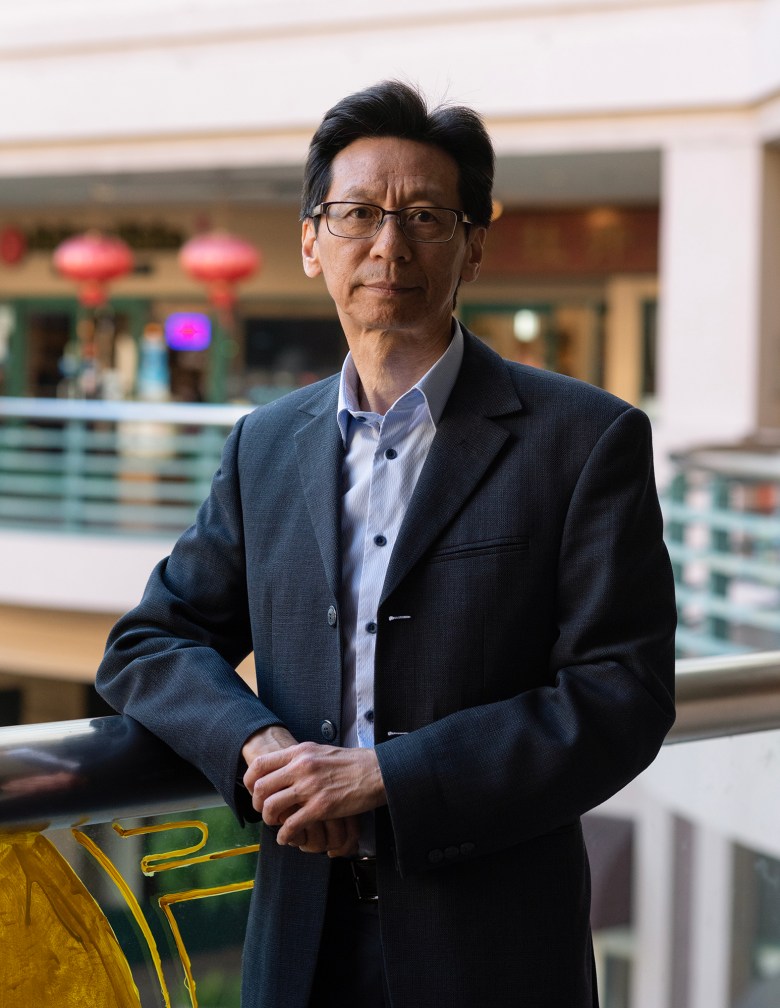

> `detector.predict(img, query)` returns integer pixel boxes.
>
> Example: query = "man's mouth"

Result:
[363,282,416,295]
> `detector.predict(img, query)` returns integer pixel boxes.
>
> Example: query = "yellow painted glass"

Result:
[2,809,259,1008]
[73,816,260,1008]
[0,830,141,1008]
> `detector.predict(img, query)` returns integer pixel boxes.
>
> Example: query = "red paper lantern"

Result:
[53,231,134,307]
[0,226,26,265]
[179,231,260,309]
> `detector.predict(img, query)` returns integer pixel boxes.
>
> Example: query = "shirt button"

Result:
[366,621,378,634]
[373,534,387,547]
[365,709,374,723]
[385,448,397,459]
[444,846,460,861]
[327,605,337,627]
[320,720,337,742]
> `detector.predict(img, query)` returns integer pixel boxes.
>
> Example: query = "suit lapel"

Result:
[381,333,524,603]
[294,379,343,600]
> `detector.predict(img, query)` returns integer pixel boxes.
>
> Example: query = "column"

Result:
[655,136,763,484]
[689,824,733,1008]
[757,146,780,433]
[631,795,675,1008]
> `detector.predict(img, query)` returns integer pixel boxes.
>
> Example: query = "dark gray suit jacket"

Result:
[97,330,676,1008]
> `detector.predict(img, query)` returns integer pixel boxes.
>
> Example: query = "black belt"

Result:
[348,856,378,903]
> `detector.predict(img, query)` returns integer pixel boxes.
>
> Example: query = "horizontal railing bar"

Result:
[671,450,780,481]
[0,502,197,530]
[0,429,70,449]
[0,499,74,520]
[675,586,780,632]
[0,395,252,426]
[0,474,208,504]
[673,626,752,657]
[3,653,780,830]
[666,542,780,586]
[0,428,233,458]
[0,449,220,478]
[664,501,780,538]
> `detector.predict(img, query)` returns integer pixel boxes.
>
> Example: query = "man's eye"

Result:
[407,209,438,224]
[346,205,377,220]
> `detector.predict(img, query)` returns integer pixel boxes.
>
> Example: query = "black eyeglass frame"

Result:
[310,201,475,243]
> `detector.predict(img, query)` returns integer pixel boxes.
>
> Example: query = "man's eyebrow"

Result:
[335,187,446,206]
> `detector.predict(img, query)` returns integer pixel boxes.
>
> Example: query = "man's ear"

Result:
[460,226,487,284]
[301,219,322,278]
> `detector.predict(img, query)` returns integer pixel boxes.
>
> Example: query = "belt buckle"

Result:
[350,856,378,903]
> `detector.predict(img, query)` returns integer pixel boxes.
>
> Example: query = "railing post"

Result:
[667,469,687,586]
[195,424,227,504]
[707,475,732,645]
[62,418,86,531]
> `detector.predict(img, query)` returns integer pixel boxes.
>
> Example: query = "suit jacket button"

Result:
[460,842,475,857]
[327,606,338,627]
[320,720,337,742]
[428,848,444,865]
[444,846,460,861]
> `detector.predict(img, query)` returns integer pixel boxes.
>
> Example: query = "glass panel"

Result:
[46,805,261,1008]
[587,727,780,1007]
[664,465,780,658]
[8,724,780,1008]
[0,406,239,535]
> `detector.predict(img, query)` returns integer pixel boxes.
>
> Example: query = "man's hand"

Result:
[243,741,386,852]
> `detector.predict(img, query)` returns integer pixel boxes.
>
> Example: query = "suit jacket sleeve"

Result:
[375,405,676,876]
[96,413,283,820]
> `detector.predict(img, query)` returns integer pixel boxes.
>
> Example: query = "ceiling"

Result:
[0,149,661,211]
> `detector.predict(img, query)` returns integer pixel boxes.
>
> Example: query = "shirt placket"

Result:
[353,405,413,749]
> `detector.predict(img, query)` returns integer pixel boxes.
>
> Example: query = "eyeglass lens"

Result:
[325,203,458,242]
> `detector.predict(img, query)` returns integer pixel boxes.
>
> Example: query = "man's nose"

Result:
[369,214,412,258]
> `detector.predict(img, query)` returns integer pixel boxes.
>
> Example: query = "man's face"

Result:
[301,136,486,349]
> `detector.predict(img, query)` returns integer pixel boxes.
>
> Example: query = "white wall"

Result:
[0,1,774,176]
[0,530,174,613]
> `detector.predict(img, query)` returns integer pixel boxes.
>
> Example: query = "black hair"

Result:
[300,80,494,227]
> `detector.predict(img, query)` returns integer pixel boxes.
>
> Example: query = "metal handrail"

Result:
[0,716,220,832]
[671,650,780,742]
[3,652,780,832]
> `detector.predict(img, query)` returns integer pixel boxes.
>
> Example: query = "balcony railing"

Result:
[3,653,780,1008]
[665,443,780,658]
[0,397,252,536]
[5,399,780,659]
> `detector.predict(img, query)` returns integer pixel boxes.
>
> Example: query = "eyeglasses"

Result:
[311,201,474,243]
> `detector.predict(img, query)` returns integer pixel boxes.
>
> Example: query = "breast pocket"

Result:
[428,535,529,563]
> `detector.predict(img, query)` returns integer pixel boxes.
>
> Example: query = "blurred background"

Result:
[2,2,780,1006]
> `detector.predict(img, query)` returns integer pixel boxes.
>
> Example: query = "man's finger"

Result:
[260,786,301,826]
[243,745,298,793]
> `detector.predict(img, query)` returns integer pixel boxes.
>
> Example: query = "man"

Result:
[97,80,676,1008]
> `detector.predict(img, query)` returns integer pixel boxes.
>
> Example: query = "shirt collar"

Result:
[336,322,464,445]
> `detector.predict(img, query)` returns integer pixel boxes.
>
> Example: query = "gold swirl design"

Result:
[76,817,259,1008]
[0,830,141,1008]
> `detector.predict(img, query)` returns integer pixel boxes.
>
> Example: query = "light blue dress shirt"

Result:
[336,323,464,757]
